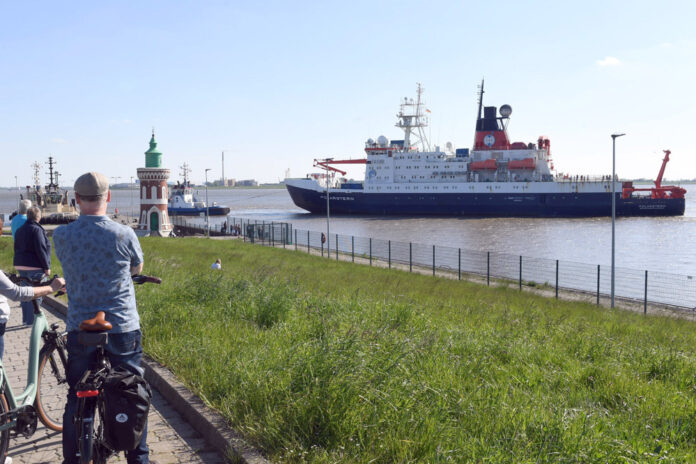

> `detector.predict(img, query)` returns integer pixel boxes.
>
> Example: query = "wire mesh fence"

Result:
[174,216,696,312]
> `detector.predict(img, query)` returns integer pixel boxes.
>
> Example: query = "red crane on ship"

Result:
[313,158,367,176]
[621,150,686,199]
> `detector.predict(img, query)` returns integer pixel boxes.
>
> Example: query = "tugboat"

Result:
[285,81,686,217]
[16,157,78,224]
[167,163,231,217]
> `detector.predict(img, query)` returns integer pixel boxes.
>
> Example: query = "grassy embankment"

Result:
[2,236,696,463]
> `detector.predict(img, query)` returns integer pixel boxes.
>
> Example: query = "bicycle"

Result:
[0,273,69,459]
[74,274,161,464]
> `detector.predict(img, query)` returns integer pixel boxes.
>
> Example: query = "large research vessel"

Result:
[285,83,686,217]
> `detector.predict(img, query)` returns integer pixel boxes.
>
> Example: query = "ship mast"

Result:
[476,79,485,122]
[46,156,58,189]
[396,83,430,151]
[179,163,192,185]
[31,161,41,188]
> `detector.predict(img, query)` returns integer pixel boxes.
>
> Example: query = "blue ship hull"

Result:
[168,206,231,216]
[286,184,685,217]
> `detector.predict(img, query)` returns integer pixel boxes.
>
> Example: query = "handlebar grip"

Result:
[132,275,162,285]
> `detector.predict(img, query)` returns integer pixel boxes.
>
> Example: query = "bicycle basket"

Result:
[101,366,152,451]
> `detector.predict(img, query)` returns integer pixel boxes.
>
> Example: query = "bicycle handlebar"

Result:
[4,272,59,287]
[132,274,162,285]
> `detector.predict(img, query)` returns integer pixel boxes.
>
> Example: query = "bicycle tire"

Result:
[77,397,96,464]
[0,393,9,459]
[35,338,69,431]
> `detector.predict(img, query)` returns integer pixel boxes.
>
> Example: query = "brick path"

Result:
[4,301,227,463]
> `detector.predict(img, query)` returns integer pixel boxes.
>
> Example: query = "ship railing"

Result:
[555,175,615,183]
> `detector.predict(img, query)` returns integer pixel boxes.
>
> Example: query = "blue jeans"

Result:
[62,330,150,464]
[19,269,45,325]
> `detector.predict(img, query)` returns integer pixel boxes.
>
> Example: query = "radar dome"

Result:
[377,135,389,147]
[499,104,512,118]
[367,138,375,145]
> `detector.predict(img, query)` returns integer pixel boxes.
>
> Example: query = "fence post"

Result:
[644,270,648,315]
[555,260,559,299]
[336,233,339,261]
[321,240,324,257]
[271,223,274,247]
[409,242,412,272]
[596,265,600,306]
[432,245,435,276]
[388,241,391,269]
[307,230,310,254]
[352,236,354,262]
[487,251,490,286]
[519,256,522,291]
[294,230,297,251]
[369,238,372,266]
[458,248,461,280]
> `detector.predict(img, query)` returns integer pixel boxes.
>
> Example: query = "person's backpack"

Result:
[101,366,152,451]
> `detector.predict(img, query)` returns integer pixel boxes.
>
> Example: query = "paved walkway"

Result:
[5,301,227,463]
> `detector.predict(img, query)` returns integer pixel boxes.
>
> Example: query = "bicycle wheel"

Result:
[77,397,96,464]
[35,340,69,431]
[0,393,10,459]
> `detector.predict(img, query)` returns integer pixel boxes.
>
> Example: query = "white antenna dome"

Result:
[445,141,453,151]
[377,135,389,147]
[367,138,375,145]
[499,104,512,118]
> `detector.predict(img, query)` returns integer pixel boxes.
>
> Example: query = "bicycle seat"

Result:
[79,311,113,332]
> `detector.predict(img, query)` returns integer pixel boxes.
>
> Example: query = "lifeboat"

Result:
[469,159,498,171]
[508,158,536,170]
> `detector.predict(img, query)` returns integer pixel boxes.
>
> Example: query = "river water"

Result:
[2,187,694,276]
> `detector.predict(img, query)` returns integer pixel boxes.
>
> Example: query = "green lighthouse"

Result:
[137,130,172,237]
[145,130,162,167]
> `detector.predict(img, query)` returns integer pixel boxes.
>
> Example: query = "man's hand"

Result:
[131,263,143,276]
[44,269,51,276]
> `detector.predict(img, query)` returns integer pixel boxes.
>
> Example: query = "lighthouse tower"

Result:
[136,132,172,237]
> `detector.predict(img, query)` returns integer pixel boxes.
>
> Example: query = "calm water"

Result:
[2,187,694,276]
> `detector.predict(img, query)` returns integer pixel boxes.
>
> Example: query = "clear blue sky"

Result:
[1,0,695,186]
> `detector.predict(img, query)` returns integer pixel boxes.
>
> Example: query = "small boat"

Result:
[14,157,79,224]
[167,163,230,217]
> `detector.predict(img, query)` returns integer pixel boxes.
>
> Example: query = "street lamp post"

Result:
[111,177,121,216]
[205,168,211,237]
[130,176,134,221]
[611,133,625,308]
[322,159,333,258]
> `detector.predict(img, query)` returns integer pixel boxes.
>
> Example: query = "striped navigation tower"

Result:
[136,131,172,237]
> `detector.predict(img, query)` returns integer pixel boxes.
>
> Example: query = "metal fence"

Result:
[174,216,696,312]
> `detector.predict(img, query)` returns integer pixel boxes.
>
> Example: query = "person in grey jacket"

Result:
[0,272,64,359]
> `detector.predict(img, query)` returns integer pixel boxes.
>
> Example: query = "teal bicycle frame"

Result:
[0,292,69,443]
[0,299,48,431]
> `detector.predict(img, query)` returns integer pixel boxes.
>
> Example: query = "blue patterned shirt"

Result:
[53,215,144,333]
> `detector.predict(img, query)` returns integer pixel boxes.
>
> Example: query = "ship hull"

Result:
[286,184,685,217]
[167,206,231,216]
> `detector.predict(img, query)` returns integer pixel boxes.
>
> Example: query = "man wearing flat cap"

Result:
[53,172,152,464]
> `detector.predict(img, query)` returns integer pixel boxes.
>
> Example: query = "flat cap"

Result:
[74,172,109,197]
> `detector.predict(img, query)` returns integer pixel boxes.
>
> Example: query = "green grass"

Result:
[3,236,696,462]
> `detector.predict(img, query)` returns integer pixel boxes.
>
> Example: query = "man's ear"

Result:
[106,190,111,202]
[75,192,81,204]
